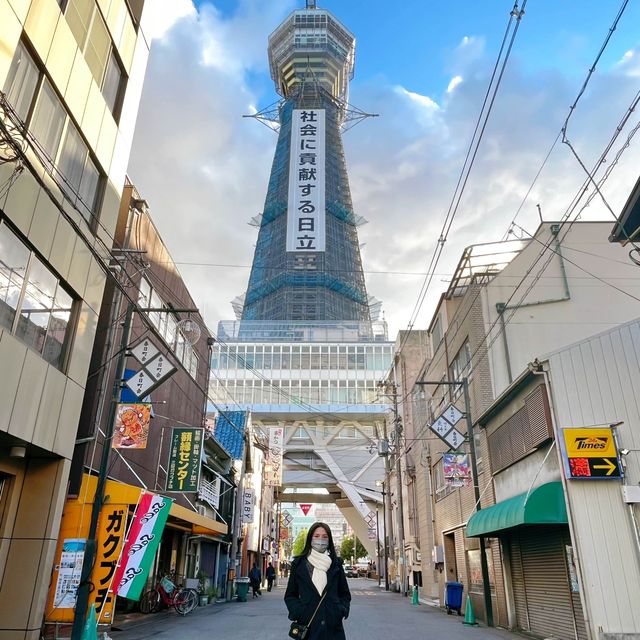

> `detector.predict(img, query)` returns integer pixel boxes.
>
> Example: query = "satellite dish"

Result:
[177,318,202,346]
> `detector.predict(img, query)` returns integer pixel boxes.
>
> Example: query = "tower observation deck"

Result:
[241,2,371,324]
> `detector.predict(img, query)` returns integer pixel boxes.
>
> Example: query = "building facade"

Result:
[394,221,640,627]
[41,182,227,634]
[0,1,151,636]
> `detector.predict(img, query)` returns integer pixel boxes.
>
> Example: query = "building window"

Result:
[3,42,39,121]
[449,339,472,398]
[433,458,455,501]
[138,277,199,380]
[337,425,356,439]
[30,79,66,161]
[65,0,126,118]
[4,47,103,223]
[431,314,443,351]
[0,221,75,369]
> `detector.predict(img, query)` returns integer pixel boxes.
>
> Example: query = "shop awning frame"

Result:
[466,481,567,537]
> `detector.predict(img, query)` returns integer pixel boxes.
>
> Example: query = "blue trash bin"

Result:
[445,581,464,615]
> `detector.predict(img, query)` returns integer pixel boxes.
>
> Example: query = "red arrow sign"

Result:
[299,504,312,516]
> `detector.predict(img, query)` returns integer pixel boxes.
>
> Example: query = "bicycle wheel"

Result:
[139,589,161,614]
[174,587,198,615]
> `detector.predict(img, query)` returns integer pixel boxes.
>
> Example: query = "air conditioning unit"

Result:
[197,505,207,516]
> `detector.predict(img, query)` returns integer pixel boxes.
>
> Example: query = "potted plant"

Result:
[197,571,209,606]
[207,586,217,603]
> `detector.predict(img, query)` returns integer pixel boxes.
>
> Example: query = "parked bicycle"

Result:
[139,575,198,615]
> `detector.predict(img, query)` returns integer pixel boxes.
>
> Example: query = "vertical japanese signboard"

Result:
[46,505,126,623]
[287,109,326,252]
[113,493,173,601]
[91,505,126,619]
[265,426,284,487]
[242,488,255,523]
[166,427,203,492]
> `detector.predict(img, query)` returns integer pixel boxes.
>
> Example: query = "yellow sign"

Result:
[46,503,127,623]
[563,428,617,458]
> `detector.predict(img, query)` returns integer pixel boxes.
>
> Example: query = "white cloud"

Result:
[447,75,463,93]
[616,46,640,77]
[127,5,640,340]
[144,0,196,40]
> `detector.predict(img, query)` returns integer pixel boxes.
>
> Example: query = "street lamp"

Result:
[415,377,494,627]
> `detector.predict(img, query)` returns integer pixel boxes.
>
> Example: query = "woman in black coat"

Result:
[284,522,351,640]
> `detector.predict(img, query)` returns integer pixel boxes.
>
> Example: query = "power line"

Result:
[390,0,528,371]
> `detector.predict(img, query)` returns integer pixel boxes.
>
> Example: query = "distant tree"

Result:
[292,528,308,556]
[340,535,367,562]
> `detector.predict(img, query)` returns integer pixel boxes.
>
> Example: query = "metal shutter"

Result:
[509,537,530,631]
[200,541,217,575]
[519,528,579,640]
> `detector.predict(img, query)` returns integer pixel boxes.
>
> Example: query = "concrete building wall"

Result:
[483,222,640,400]
[0,1,150,636]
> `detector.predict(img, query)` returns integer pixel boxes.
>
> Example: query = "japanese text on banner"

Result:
[287,109,326,252]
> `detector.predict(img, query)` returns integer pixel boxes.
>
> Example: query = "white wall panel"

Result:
[547,318,640,635]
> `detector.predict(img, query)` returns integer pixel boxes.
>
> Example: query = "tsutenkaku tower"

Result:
[241,1,372,323]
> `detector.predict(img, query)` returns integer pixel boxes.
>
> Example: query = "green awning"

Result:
[466,481,567,538]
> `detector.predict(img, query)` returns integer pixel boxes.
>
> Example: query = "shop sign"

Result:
[242,489,255,523]
[443,453,472,488]
[91,505,126,619]
[265,427,284,487]
[561,427,622,479]
[166,427,203,492]
[46,505,126,623]
[112,403,151,449]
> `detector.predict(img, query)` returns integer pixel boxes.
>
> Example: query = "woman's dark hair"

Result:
[298,522,337,559]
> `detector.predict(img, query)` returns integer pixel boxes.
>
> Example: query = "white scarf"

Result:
[307,549,331,594]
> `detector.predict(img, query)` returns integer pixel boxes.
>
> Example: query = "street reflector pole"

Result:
[71,302,134,640]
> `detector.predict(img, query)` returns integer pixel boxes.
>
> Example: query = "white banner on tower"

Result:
[265,427,284,487]
[286,109,326,252]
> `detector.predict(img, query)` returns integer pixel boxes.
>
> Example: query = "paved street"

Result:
[112,580,516,640]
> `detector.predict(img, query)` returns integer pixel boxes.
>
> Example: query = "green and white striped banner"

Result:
[113,492,173,601]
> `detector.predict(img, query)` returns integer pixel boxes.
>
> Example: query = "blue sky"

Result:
[192,0,640,101]
[131,0,640,336]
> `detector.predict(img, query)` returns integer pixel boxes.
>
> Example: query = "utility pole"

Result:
[375,507,381,588]
[71,302,133,639]
[415,377,494,626]
[227,431,247,601]
[463,378,494,627]
[381,419,393,591]
[391,381,407,597]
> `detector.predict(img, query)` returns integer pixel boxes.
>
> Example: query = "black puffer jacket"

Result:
[284,556,351,640]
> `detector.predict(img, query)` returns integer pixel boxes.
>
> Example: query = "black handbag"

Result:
[288,592,326,640]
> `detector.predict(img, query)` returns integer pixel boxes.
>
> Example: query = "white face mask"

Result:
[311,539,329,553]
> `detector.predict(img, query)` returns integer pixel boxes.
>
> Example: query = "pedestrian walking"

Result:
[266,562,276,592]
[249,562,262,598]
[284,522,351,640]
